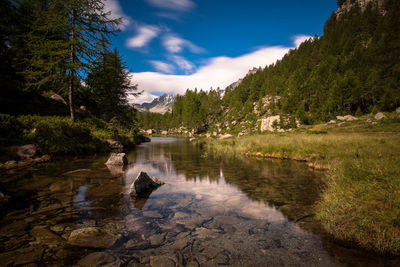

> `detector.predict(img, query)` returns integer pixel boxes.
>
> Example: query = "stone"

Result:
[161,130,168,135]
[106,164,124,176]
[143,210,163,218]
[30,226,65,247]
[149,233,165,246]
[105,153,127,166]
[67,227,120,248]
[336,115,358,121]
[260,115,280,132]
[50,94,67,105]
[149,255,176,267]
[0,220,29,238]
[396,107,400,114]
[16,144,37,159]
[328,120,336,124]
[218,134,233,140]
[77,252,121,267]
[0,191,9,206]
[107,139,124,152]
[145,129,153,135]
[173,239,189,250]
[79,105,86,111]
[375,112,386,120]
[13,246,44,265]
[130,172,164,196]
[143,137,151,142]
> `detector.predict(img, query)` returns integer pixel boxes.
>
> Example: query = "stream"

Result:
[0,137,398,266]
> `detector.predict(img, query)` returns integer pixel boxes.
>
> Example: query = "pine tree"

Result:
[20,0,121,121]
[86,48,140,122]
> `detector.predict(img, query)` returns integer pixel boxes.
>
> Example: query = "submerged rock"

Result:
[374,112,386,120]
[130,172,164,196]
[150,255,176,267]
[105,153,127,166]
[67,227,120,248]
[77,252,121,267]
[30,226,65,247]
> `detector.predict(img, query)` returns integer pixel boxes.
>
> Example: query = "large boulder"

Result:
[336,115,358,121]
[50,94,67,105]
[16,144,37,160]
[67,227,120,248]
[374,112,386,120]
[260,115,280,132]
[219,134,233,140]
[105,153,127,166]
[107,139,123,152]
[130,172,164,196]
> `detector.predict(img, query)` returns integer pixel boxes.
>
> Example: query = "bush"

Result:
[0,114,24,145]
[0,114,143,155]
[18,115,106,154]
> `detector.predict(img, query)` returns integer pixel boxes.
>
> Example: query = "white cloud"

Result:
[293,34,313,48]
[145,0,195,11]
[103,0,131,30]
[169,55,195,73]
[126,25,160,48]
[162,34,204,53]
[130,46,289,102]
[129,91,157,104]
[149,60,175,73]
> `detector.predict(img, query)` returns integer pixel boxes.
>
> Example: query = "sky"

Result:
[104,0,338,104]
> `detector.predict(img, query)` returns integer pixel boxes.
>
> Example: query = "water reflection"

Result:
[0,137,397,266]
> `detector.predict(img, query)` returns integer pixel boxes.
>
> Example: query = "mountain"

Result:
[227,67,262,90]
[134,94,175,114]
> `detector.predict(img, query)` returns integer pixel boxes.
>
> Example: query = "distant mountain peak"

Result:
[226,66,262,90]
[134,94,175,114]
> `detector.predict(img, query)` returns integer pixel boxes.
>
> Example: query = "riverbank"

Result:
[202,115,400,255]
[0,114,144,165]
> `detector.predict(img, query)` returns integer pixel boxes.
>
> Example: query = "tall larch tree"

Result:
[21,0,121,121]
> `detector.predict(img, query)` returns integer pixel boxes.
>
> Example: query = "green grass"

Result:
[204,115,400,255]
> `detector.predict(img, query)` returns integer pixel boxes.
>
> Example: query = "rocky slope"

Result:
[134,94,175,114]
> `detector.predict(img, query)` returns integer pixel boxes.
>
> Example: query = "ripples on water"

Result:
[0,137,397,266]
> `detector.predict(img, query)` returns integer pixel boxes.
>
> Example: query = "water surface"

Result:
[0,137,398,266]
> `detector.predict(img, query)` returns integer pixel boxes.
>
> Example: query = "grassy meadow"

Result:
[203,113,400,255]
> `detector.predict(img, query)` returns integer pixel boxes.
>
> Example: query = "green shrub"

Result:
[18,115,106,154]
[0,114,24,145]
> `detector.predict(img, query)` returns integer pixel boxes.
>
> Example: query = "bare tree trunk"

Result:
[69,9,76,122]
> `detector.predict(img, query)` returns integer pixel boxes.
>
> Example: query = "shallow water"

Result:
[0,137,398,266]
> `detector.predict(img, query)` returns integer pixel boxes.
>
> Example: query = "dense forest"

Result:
[141,0,400,133]
[0,0,143,154]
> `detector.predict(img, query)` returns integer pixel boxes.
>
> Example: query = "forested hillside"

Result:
[141,0,400,133]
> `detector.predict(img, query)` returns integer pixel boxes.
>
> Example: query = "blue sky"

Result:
[104,0,338,103]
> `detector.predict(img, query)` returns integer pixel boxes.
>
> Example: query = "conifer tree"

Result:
[20,0,120,121]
